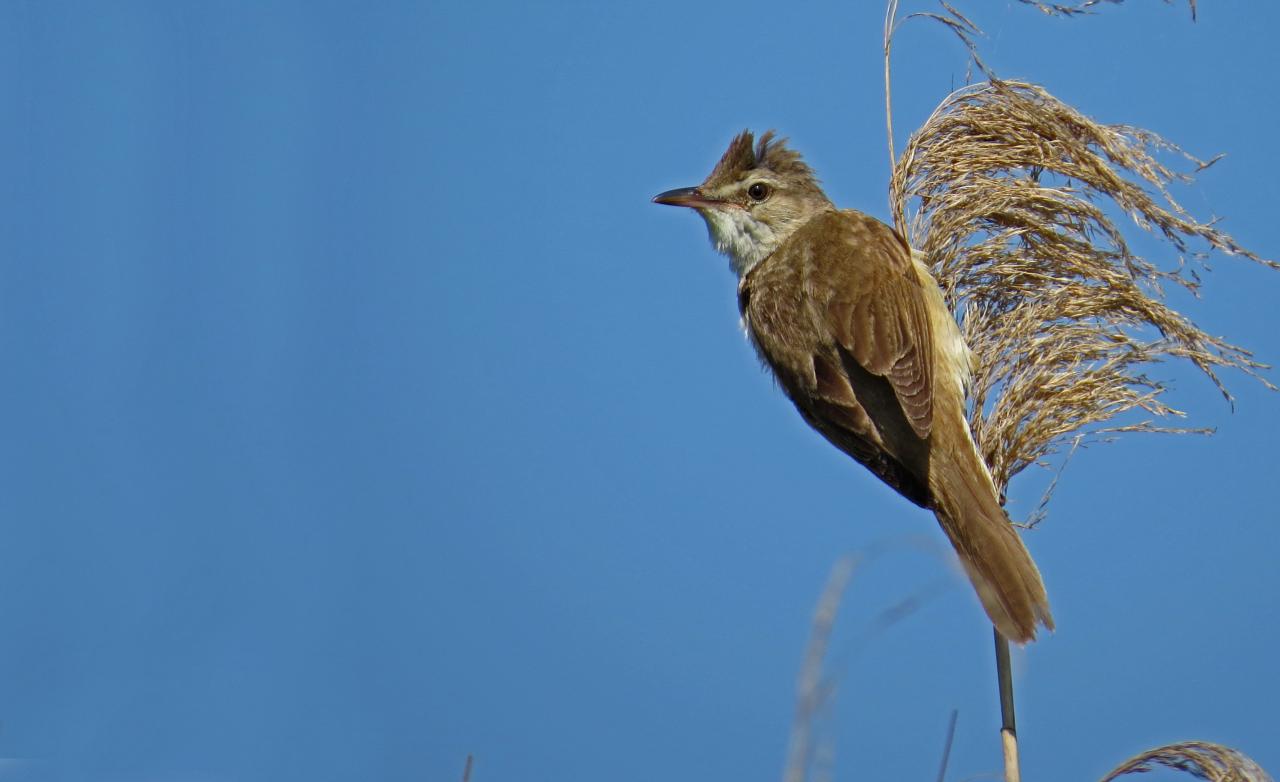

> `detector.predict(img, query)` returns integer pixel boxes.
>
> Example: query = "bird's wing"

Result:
[742,210,936,504]
[821,212,934,440]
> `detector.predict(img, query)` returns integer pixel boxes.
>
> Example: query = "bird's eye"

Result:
[747,182,770,202]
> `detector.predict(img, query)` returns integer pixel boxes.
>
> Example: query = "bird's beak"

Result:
[652,187,722,209]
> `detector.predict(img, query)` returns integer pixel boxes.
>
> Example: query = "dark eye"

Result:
[747,182,770,202]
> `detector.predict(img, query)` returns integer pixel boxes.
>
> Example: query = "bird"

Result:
[653,130,1053,642]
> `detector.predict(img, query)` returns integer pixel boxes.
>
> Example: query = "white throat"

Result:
[700,207,779,278]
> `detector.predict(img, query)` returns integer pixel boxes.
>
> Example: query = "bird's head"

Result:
[653,130,834,277]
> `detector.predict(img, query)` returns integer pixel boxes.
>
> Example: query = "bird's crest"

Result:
[705,130,817,189]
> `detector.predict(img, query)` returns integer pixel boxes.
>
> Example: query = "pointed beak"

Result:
[652,187,722,209]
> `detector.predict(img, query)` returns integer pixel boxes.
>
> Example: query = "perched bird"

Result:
[654,130,1053,642]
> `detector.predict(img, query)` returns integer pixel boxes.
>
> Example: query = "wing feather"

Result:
[742,209,937,504]
[823,220,934,439]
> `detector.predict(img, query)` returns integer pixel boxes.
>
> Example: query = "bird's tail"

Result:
[928,434,1054,643]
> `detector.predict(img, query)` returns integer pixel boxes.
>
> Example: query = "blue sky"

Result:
[1,2,1278,781]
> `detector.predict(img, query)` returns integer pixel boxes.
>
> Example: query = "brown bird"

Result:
[654,130,1053,642]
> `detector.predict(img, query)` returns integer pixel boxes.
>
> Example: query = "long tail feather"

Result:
[929,430,1054,643]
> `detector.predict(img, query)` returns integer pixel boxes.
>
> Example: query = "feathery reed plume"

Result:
[783,550,945,782]
[889,77,1275,499]
[784,556,856,782]
[1018,0,1197,20]
[1100,741,1273,782]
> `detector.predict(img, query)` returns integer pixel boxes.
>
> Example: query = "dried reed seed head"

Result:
[890,79,1274,497]
[1019,0,1197,20]
[1100,741,1274,782]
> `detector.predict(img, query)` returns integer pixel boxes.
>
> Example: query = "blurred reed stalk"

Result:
[876,1,1275,780]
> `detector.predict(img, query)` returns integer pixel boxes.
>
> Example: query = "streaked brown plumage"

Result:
[654,130,1053,642]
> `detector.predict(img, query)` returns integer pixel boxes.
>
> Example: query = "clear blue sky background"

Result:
[1,2,1277,781]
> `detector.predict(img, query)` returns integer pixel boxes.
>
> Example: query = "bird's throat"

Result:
[699,208,779,278]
